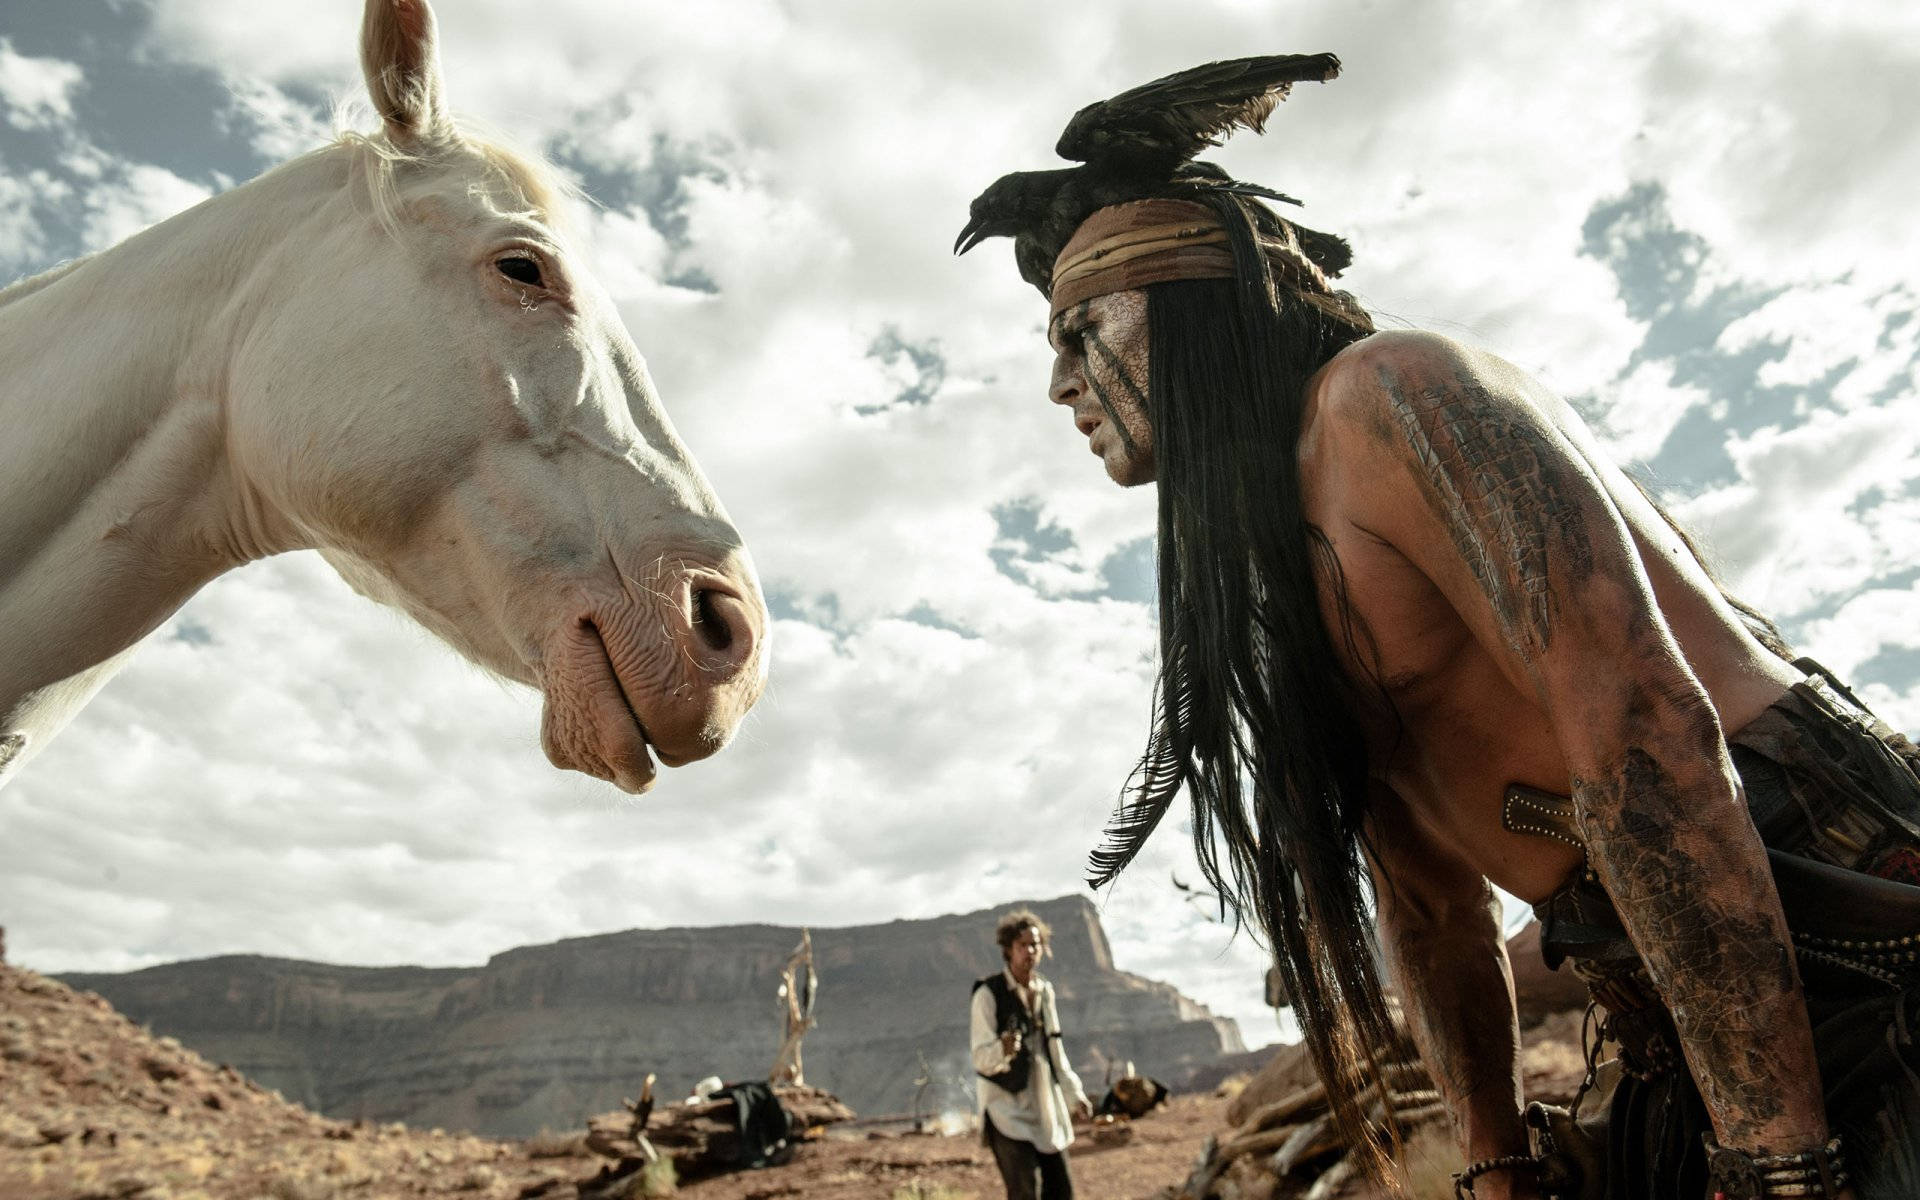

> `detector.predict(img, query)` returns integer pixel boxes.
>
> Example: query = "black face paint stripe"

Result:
[1085,323,1145,456]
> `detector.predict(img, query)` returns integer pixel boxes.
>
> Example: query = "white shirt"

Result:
[969,970,1089,1154]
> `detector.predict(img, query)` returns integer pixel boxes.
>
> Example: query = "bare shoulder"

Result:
[1312,329,1557,432]
[1304,330,1586,498]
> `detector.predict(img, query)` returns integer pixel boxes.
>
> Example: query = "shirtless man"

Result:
[959,66,1920,1200]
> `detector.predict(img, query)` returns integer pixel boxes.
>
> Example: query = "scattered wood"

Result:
[1268,1110,1338,1176]
[580,1082,853,1184]
[1301,1155,1357,1200]
[1163,1058,1450,1199]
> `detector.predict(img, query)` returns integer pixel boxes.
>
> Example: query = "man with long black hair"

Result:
[958,57,1920,1200]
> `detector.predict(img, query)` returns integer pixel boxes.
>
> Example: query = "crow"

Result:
[955,53,1345,295]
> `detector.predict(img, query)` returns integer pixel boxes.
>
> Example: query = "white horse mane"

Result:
[331,114,584,238]
[0,252,97,311]
[0,113,579,311]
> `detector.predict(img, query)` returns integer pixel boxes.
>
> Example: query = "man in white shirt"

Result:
[970,909,1093,1200]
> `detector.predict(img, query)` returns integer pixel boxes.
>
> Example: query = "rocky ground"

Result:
[0,961,579,1200]
[669,1100,1228,1200]
[0,958,1588,1200]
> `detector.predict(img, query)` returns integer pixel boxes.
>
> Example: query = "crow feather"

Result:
[1055,53,1341,172]
[957,52,1344,297]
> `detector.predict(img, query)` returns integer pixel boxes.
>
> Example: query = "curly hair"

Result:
[994,909,1051,960]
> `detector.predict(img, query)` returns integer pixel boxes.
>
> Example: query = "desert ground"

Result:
[1,957,1587,1200]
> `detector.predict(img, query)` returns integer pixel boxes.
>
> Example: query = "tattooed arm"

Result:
[1324,331,1829,1158]
[1366,784,1534,1198]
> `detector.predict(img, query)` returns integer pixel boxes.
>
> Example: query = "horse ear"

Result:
[360,0,449,145]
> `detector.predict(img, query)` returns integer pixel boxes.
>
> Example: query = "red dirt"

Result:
[1,957,1591,1200]
[672,1099,1224,1200]
[0,960,1226,1200]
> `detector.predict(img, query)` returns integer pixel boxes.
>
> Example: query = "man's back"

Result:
[1295,328,1803,901]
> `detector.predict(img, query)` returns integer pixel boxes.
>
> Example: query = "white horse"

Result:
[0,0,767,796]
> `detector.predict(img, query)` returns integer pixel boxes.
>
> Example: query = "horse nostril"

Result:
[691,587,734,655]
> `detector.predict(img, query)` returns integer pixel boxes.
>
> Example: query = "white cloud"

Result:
[0,167,50,270]
[1678,406,1920,618]
[0,39,83,131]
[1718,278,1920,406]
[77,162,214,251]
[1797,583,1920,681]
[218,75,337,162]
[1635,4,1920,296]
[3,0,1917,1054]
[1586,359,1714,465]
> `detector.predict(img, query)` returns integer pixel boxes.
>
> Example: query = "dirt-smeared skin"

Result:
[1364,354,1828,1157]
[1049,293,1154,485]
[1081,324,1149,459]
[1382,374,1595,659]
[1573,748,1801,1142]
[1368,786,1531,1170]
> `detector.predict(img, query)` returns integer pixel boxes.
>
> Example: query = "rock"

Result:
[141,1054,184,1083]
[0,1114,41,1150]
[59,896,1247,1138]
[38,1120,77,1144]
[459,1165,502,1190]
[77,1173,162,1199]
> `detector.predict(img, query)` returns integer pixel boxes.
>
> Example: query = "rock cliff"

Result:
[61,895,1244,1137]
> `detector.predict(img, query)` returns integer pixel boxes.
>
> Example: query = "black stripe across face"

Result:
[1085,323,1145,456]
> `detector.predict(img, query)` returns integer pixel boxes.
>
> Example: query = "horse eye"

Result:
[495,256,543,287]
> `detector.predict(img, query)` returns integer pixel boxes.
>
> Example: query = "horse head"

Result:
[222,0,768,792]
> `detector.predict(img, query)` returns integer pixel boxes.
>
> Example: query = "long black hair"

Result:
[1085,193,1403,1173]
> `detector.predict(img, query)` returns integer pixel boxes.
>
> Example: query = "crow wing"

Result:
[1056,53,1341,168]
[1172,161,1304,208]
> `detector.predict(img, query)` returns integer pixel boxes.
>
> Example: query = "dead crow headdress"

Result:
[957,56,1406,1179]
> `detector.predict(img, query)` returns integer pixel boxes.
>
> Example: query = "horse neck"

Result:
[0,148,353,772]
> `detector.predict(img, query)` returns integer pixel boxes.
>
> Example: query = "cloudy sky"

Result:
[1,0,1916,1049]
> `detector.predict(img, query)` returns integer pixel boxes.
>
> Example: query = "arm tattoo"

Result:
[1575,749,1806,1146]
[1378,369,1596,657]
[1369,363,1825,1150]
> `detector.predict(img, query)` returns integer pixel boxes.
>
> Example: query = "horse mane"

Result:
[1,116,579,310]
[0,254,99,311]
[330,106,582,238]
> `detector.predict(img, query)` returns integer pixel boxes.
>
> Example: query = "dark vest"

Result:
[973,973,1043,1095]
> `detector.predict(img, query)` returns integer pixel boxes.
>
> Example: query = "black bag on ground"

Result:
[709,1080,796,1169]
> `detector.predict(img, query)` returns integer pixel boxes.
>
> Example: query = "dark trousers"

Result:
[983,1112,1074,1200]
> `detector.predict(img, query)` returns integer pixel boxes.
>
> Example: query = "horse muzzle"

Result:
[536,555,766,793]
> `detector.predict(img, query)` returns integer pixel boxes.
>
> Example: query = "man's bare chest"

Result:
[1315,523,1588,894]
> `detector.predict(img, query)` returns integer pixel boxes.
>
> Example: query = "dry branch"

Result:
[585,1084,853,1173]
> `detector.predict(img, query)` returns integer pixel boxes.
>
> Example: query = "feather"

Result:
[1056,54,1342,168]
[955,53,1346,298]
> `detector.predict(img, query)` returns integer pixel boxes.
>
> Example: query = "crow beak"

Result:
[954,219,988,256]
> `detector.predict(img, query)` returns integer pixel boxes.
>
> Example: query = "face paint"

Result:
[1049,290,1154,486]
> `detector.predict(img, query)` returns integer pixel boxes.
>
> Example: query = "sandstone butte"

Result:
[0,943,1256,1200]
[2,902,1593,1199]
[49,896,1248,1139]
